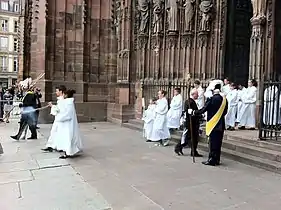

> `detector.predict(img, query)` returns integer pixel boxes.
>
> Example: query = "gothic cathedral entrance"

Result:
[224,0,253,86]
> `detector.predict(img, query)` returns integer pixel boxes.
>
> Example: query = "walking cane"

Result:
[186,74,195,163]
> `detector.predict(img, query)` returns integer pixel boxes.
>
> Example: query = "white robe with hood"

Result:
[225,89,238,127]
[150,97,170,141]
[54,97,83,156]
[239,86,257,128]
[142,104,156,140]
[167,94,183,129]
[236,87,246,123]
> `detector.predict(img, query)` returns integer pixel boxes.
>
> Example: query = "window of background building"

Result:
[13,38,18,52]
[1,1,8,11]
[0,36,8,50]
[0,56,8,71]
[14,3,19,12]
[14,20,18,32]
[13,57,18,72]
[1,19,8,31]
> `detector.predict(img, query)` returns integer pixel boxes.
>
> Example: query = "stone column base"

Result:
[107,103,135,124]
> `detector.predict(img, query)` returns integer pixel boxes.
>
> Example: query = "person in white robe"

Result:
[225,83,238,130]
[222,78,231,96]
[239,79,258,130]
[194,80,205,109]
[167,88,183,129]
[150,90,171,146]
[142,98,157,141]
[204,79,224,99]
[42,85,67,152]
[236,84,246,124]
[263,85,281,125]
[54,89,83,159]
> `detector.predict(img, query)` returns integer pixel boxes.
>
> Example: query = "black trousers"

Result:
[35,110,39,126]
[15,114,37,139]
[175,128,199,154]
[208,130,224,164]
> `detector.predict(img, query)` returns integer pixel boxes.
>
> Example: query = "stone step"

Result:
[226,134,281,152]
[197,143,281,174]
[122,120,281,174]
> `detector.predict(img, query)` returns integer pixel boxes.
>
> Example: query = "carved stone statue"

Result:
[199,0,213,32]
[115,0,122,38]
[184,0,195,32]
[152,0,164,33]
[251,0,267,19]
[138,0,150,33]
[166,0,179,32]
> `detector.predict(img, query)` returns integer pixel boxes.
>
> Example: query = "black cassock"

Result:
[174,98,201,156]
[194,93,228,165]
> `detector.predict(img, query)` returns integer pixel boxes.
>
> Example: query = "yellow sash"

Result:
[206,96,227,136]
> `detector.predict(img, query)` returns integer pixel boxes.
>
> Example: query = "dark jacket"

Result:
[184,98,200,132]
[22,91,37,108]
[35,92,42,108]
[194,93,228,132]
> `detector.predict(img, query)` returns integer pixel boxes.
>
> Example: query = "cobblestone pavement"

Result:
[1,121,281,210]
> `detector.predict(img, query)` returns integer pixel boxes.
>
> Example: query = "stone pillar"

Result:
[167,32,178,79]
[249,17,266,81]
[181,32,194,79]
[197,32,208,79]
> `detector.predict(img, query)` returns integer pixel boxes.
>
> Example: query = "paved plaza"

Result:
[1,122,281,209]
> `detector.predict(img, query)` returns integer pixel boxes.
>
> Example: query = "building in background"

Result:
[0,0,23,89]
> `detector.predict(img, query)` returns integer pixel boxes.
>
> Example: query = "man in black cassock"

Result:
[174,89,202,157]
[11,87,37,140]
[188,83,228,166]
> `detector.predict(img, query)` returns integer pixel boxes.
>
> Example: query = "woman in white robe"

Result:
[55,89,83,158]
[236,85,246,123]
[239,79,257,130]
[142,98,157,141]
[150,90,170,144]
[225,83,238,130]
[167,88,183,129]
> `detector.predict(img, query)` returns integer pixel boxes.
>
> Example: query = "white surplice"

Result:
[142,104,156,140]
[225,89,238,127]
[239,86,257,127]
[263,85,281,125]
[167,94,183,129]
[222,84,230,96]
[150,97,170,141]
[45,96,64,150]
[195,86,205,109]
[236,87,246,123]
[54,98,83,156]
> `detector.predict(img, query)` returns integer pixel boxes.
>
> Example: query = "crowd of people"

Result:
[142,78,258,166]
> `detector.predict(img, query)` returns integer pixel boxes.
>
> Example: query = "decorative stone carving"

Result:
[199,0,213,32]
[138,0,150,33]
[183,0,195,32]
[114,0,122,38]
[167,33,178,48]
[151,34,163,49]
[267,0,272,38]
[152,0,164,34]
[181,32,193,48]
[138,34,148,49]
[166,0,179,32]
[251,0,267,19]
[251,17,266,39]
[198,32,208,47]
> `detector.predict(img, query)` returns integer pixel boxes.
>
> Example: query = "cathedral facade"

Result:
[22,0,280,122]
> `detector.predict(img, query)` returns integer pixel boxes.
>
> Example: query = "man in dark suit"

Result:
[188,83,228,166]
[174,89,202,157]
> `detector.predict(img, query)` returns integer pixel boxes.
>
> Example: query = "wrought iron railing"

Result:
[259,81,281,141]
[141,79,208,109]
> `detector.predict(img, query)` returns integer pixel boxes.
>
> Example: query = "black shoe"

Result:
[27,136,37,140]
[59,154,71,159]
[146,140,152,142]
[238,126,245,130]
[56,150,64,152]
[10,135,19,140]
[202,160,216,166]
[41,147,53,152]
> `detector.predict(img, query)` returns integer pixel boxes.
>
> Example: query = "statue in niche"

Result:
[166,0,179,32]
[183,0,196,32]
[114,0,122,38]
[152,0,164,33]
[251,0,267,19]
[199,0,213,32]
[138,0,150,33]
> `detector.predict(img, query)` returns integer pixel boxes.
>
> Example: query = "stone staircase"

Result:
[122,119,281,174]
